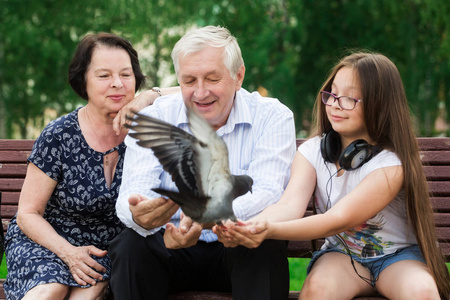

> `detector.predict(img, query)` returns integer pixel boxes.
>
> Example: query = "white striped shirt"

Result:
[116,88,296,242]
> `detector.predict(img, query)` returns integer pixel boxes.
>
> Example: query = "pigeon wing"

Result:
[187,110,254,223]
[126,113,206,199]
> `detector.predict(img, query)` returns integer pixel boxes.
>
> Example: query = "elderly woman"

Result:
[3,33,146,300]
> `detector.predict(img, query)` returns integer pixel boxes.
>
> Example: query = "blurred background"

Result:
[1,0,449,139]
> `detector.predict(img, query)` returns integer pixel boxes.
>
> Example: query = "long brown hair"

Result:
[312,51,450,298]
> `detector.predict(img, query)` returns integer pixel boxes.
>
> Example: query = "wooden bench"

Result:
[0,138,449,300]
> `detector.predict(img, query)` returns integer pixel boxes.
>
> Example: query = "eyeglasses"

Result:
[320,91,362,111]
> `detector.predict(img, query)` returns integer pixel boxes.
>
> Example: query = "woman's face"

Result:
[85,46,136,117]
[326,67,370,146]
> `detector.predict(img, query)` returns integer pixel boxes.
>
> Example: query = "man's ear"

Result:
[234,65,245,90]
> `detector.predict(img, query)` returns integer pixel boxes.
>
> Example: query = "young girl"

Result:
[214,52,450,299]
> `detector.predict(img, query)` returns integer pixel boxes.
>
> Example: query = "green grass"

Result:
[288,258,310,291]
[0,255,6,279]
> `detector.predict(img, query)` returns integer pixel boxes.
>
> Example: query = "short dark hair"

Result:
[68,32,146,100]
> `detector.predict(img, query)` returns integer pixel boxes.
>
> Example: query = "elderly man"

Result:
[110,25,296,299]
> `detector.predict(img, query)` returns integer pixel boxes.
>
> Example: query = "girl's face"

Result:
[326,67,370,146]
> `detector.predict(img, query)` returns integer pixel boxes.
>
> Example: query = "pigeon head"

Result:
[232,175,253,199]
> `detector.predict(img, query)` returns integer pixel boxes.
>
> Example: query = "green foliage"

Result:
[1,0,449,138]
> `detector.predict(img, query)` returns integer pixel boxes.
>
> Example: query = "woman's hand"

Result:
[60,245,108,286]
[213,220,270,249]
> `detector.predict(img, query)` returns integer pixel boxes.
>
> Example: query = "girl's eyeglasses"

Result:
[321,91,362,111]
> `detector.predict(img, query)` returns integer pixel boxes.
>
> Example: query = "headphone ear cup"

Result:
[320,130,342,163]
[339,139,372,170]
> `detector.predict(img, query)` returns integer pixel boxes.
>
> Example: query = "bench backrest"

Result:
[0,140,34,233]
[0,138,449,260]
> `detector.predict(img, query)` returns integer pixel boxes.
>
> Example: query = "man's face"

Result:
[178,46,245,131]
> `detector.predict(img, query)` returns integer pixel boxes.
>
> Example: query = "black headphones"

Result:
[320,130,379,170]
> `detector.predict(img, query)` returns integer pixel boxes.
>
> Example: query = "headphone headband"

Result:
[320,130,378,170]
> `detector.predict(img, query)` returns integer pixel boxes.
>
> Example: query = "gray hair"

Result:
[171,25,244,79]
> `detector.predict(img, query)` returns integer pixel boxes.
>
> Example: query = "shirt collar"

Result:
[176,105,189,128]
[218,89,252,135]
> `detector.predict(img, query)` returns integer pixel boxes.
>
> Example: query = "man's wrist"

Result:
[132,214,153,230]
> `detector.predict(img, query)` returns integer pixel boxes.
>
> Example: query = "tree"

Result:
[0,0,204,138]
[1,0,448,138]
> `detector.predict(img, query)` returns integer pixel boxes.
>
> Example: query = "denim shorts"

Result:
[307,245,425,286]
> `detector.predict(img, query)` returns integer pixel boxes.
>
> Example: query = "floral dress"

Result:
[4,107,125,299]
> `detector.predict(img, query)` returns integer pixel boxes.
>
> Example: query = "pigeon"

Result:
[125,108,253,224]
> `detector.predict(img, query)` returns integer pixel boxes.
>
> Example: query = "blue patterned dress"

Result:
[4,107,126,299]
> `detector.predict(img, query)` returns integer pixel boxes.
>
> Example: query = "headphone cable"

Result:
[324,162,342,210]
[324,163,375,286]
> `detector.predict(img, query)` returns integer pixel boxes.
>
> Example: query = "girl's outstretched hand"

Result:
[213,219,270,249]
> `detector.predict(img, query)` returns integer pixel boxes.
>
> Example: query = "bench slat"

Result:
[435,213,450,227]
[423,166,450,181]
[440,244,450,260]
[0,192,20,205]
[431,197,450,212]
[428,182,450,196]
[0,139,34,151]
[421,151,450,165]
[436,227,450,239]
[418,138,450,150]
[1,205,18,219]
[0,179,25,191]
[0,163,28,177]
[0,151,31,163]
